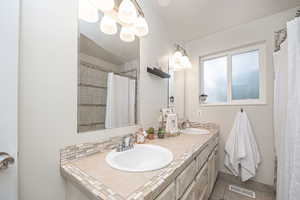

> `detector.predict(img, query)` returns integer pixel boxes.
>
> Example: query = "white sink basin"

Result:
[181,128,210,135]
[106,144,173,172]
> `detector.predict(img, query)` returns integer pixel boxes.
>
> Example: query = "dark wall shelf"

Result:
[147,67,170,79]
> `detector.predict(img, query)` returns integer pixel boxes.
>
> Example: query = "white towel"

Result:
[224,111,261,182]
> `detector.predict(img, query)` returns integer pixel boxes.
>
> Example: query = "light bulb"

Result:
[173,51,182,65]
[134,16,149,37]
[100,15,117,35]
[89,0,115,11]
[79,0,99,23]
[120,26,135,42]
[118,0,138,24]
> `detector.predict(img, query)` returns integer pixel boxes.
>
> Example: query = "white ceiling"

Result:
[152,0,300,41]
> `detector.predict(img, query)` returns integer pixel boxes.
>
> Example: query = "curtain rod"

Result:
[274,9,300,52]
[80,60,137,80]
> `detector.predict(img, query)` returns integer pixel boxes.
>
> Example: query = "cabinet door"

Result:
[176,161,196,199]
[180,181,196,200]
[199,185,208,200]
[194,163,208,200]
[196,145,209,171]
[207,153,215,196]
[156,182,176,200]
[213,148,218,184]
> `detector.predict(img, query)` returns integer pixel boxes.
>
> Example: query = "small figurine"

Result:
[136,128,146,144]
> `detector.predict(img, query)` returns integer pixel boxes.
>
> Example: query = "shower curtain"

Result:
[274,17,300,200]
[274,40,288,200]
[105,73,136,129]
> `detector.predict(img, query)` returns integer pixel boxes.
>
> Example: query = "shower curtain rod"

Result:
[80,60,137,80]
[274,9,300,52]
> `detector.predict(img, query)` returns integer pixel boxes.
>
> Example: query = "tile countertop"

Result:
[60,123,219,200]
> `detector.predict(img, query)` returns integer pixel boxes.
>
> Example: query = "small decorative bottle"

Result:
[136,128,146,144]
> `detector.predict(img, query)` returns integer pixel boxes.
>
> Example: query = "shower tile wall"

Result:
[78,63,107,132]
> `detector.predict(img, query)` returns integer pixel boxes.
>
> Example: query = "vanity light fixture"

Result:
[120,26,135,42]
[100,15,118,35]
[118,0,138,24]
[134,16,149,37]
[81,0,149,42]
[79,0,99,23]
[90,0,115,11]
[170,44,192,71]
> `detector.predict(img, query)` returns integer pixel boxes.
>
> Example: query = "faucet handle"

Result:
[116,143,123,152]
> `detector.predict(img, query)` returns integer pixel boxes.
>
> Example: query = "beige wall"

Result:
[183,7,299,186]
[18,1,171,200]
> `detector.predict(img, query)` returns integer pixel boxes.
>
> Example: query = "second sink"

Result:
[181,128,210,135]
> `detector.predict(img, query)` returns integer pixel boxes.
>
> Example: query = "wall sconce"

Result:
[170,44,192,71]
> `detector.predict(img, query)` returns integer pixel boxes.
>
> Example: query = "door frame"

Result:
[0,0,20,200]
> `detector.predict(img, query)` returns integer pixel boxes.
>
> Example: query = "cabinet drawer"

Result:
[196,146,209,171]
[156,182,176,200]
[180,181,196,200]
[176,161,196,199]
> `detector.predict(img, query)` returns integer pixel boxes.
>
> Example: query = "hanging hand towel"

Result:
[224,111,261,182]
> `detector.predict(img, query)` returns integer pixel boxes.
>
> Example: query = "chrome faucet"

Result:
[116,134,134,152]
[180,120,191,130]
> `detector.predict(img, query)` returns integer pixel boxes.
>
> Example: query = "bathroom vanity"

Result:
[60,123,219,200]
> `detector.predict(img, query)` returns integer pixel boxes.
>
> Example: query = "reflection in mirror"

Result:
[78,10,139,133]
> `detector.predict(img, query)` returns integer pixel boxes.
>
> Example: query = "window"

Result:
[200,43,266,105]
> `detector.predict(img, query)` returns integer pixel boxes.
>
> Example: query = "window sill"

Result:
[200,101,267,107]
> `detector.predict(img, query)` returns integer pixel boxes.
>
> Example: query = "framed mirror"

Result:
[77,3,140,133]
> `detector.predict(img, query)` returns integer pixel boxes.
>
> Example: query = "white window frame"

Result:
[199,42,266,106]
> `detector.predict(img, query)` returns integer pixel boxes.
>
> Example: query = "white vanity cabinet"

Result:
[180,181,196,200]
[64,134,219,200]
[194,163,208,200]
[208,147,218,196]
[156,182,176,200]
[176,161,197,199]
[156,136,219,200]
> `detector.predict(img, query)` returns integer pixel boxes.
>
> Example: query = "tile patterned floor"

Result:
[209,176,275,200]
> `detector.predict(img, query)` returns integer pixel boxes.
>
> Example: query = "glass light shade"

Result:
[118,0,138,24]
[180,56,192,69]
[186,59,192,68]
[134,16,149,37]
[89,0,115,11]
[79,0,99,23]
[120,26,135,42]
[173,63,181,71]
[100,15,117,35]
[157,0,171,7]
